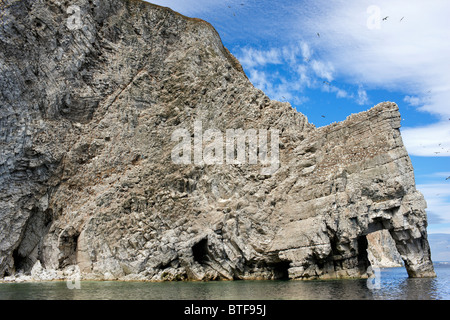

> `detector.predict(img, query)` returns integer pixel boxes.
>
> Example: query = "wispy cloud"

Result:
[236,45,309,103]
[236,44,370,107]
[245,66,308,105]
[418,172,450,179]
[300,42,313,62]
[295,0,450,93]
[289,0,450,156]
[149,0,450,120]
[147,0,226,15]
[404,95,422,107]
[357,86,369,106]
[417,183,450,227]
[238,47,283,69]
[401,122,450,157]
[310,60,334,82]
[322,84,349,99]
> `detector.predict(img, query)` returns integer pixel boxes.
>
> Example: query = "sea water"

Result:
[1,263,449,300]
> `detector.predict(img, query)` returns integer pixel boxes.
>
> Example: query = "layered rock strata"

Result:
[0,0,435,281]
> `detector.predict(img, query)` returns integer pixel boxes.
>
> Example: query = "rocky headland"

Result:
[0,0,435,282]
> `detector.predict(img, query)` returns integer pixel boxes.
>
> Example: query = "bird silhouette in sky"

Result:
[400,17,404,22]
[382,16,389,21]
[317,33,320,37]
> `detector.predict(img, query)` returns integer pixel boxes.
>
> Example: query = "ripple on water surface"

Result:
[1,265,449,300]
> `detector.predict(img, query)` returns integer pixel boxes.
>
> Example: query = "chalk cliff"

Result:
[0,0,435,281]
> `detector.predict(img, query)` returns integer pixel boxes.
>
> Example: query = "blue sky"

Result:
[147,0,450,235]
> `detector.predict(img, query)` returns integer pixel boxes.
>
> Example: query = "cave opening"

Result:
[11,248,35,275]
[192,238,209,265]
[12,249,27,273]
[9,207,54,275]
[357,235,370,272]
[271,260,290,280]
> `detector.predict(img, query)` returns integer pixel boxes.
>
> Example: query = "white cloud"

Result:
[281,45,301,66]
[238,47,283,69]
[149,0,450,121]
[404,95,422,107]
[247,68,270,93]
[418,172,450,179]
[291,0,450,120]
[417,183,450,225]
[416,91,450,119]
[244,65,307,105]
[401,122,450,157]
[357,86,369,105]
[300,42,313,62]
[146,0,227,16]
[237,45,371,106]
[296,65,310,85]
[287,0,450,162]
[238,44,311,70]
[321,84,349,99]
[310,60,334,82]
[335,87,348,99]
[236,46,306,102]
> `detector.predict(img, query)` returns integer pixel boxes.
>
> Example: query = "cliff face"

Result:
[367,230,403,268]
[0,0,435,281]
